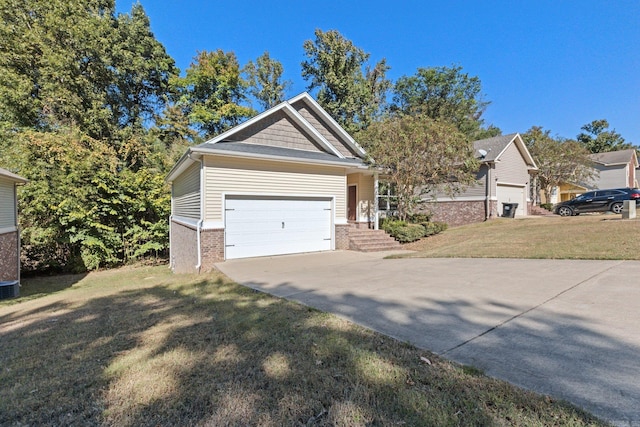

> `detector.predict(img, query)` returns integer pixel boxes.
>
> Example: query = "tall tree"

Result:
[359,115,479,219]
[0,0,176,139]
[576,119,634,153]
[301,29,390,134]
[172,50,256,137]
[523,126,596,204]
[390,65,495,139]
[244,51,291,110]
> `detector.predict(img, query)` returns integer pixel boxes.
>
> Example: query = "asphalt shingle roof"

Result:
[195,141,366,166]
[473,133,518,162]
[589,149,636,166]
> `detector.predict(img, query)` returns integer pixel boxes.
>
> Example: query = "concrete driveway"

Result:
[216,251,640,426]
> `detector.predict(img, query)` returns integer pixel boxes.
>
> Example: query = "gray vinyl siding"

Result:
[495,143,529,184]
[292,102,359,158]
[0,178,16,229]
[172,162,201,219]
[229,110,326,153]
[429,166,487,200]
[593,164,627,189]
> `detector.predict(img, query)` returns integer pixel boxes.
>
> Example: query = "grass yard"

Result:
[402,215,640,260]
[0,265,606,426]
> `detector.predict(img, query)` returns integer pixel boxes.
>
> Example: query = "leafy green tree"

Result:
[0,0,176,139]
[301,29,390,134]
[390,65,495,139]
[173,50,256,137]
[523,126,596,204]
[576,119,634,153]
[359,115,479,219]
[244,51,291,110]
[2,128,170,272]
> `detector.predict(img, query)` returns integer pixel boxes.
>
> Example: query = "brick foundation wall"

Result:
[0,231,19,281]
[201,229,224,272]
[421,201,488,227]
[170,221,199,274]
[335,224,350,250]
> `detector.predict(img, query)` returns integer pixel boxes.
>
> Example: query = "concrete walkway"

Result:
[216,251,640,426]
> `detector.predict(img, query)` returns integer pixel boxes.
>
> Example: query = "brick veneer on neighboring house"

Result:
[423,200,500,227]
[0,231,19,281]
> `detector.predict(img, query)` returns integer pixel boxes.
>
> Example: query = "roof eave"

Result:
[190,146,368,170]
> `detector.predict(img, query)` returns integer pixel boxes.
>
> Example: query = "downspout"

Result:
[192,153,204,273]
[374,172,379,230]
[14,183,20,284]
[485,164,492,220]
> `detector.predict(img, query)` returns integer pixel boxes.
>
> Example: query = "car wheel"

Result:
[611,202,624,214]
[557,206,573,217]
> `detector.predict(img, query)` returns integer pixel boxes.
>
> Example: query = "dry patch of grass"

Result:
[403,215,640,260]
[1,265,606,426]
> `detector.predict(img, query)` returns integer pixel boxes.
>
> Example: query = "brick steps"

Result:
[348,228,402,252]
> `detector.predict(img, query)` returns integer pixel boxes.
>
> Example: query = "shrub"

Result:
[421,221,448,236]
[406,213,431,223]
[389,223,426,243]
[380,218,407,234]
[540,203,554,211]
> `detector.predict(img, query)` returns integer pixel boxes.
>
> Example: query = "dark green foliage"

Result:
[390,65,497,139]
[406,213,431,223]
[421,221,448,236]
[390,224,426,243]
[540,203,554,211]
[576,119,635,153]
[172,49,256,137]
[381,217,447,243]
[3,129,169,272]
[302,29,390,134]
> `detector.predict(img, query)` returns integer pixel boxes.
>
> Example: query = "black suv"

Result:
[554,188,640,216]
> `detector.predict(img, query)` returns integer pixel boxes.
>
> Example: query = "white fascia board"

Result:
[165,151,200,183]
[282,104,345,158]
[0,226,18,234]
[191,147,368,170]
[170,216,200,229]
[289,92,367,157]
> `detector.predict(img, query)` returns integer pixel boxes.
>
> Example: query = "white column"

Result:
[374,172,379,230]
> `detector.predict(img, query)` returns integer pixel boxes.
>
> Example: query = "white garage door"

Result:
[225,196,332,260]
[496,184,525,216]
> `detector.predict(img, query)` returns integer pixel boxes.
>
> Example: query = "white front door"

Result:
[225,196,332,260]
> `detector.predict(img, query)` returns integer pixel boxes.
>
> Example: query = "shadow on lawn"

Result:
[0,272,615,426]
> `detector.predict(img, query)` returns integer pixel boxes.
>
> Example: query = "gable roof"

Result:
[166,93,368,182]
[0,167,28,184]
[589,149,638,167]
[474,133,537,170]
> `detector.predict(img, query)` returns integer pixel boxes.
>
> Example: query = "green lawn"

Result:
[402,214,640,260]
[0,265,606,426]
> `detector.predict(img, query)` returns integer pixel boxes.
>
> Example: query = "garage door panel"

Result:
[225,197,332,259]
[496,184,525,216]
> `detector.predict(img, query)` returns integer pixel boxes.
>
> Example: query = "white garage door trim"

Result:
[225,195,334,260]
[496,184,525,217]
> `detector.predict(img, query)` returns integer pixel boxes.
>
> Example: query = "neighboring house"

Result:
[542,149,639,205]
[166,93,378,273]
[589,149,638,190]
[0,167,28,299]
[424,133,538,226]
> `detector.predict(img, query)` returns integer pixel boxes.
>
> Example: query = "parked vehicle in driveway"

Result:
[554,188,640,216]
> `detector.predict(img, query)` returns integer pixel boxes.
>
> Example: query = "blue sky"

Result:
[117,0,639,144]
